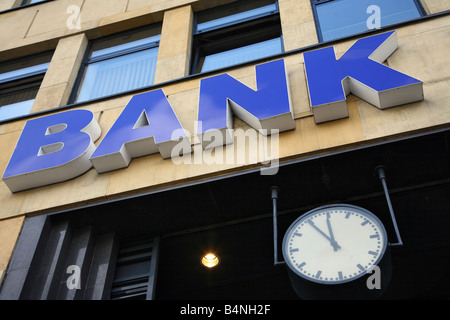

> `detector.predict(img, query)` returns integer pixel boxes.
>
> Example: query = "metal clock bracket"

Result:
[374,165,404,247]
[270,165,404,266]
[270,186,285,266]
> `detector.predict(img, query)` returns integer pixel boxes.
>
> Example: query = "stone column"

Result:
[31,33,88,113]
[153,5,194,84]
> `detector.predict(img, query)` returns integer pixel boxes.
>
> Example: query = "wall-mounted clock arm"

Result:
[375,165,403,247]
[270,186,285,266]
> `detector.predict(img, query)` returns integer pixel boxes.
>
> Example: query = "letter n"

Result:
[197,59,295,150]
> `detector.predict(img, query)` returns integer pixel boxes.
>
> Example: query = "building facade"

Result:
[0,0,449,300]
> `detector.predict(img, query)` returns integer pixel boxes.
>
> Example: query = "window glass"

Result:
[21,0,46,5]
[314,0,422,42]
[0,98,35,121]
[192,0,282,74]
[0,54,50,82]
[0,63,48,82]
[76,48,159,103]
[201,38,282,72]
[110,239,157,300]
[0,53,52,121]
[90,31,160,59]
[196,0,278,33]
[73,26,161,103]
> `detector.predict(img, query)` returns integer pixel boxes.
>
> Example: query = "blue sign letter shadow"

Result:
[304,30,423,123]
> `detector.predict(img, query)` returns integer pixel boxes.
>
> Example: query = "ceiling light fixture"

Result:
[201,253,220,268]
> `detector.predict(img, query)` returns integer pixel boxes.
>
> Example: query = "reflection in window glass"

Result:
[0,62,48,82]
[0,99,34,121]
[76,48,159,103]
[201,38,282,72]
[21,0,46,5]
[196,1,278,33]
[0,53,52,121]
[74,26,161,103]
[192,0,282,74]
[315,0,422,41]
[0,78,41,121]
[90,34,161,59]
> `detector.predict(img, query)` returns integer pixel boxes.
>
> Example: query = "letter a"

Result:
[90,89,191,173]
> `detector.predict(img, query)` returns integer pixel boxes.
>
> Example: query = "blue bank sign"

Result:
[2,31,423,193]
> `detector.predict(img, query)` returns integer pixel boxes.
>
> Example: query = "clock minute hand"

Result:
[326,215,341,251]
[307,220,341,251]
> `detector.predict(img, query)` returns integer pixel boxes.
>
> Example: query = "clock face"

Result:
[282,204,388,285]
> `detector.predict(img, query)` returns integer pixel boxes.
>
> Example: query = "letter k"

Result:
[304,30,423,123]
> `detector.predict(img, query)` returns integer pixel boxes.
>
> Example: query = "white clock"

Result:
[282,204,391,299]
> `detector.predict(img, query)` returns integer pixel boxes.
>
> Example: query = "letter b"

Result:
[2,110,101,192]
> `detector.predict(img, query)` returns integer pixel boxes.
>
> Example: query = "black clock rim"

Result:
[282,203,389,285]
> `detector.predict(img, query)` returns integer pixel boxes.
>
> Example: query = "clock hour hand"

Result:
[307,219,341,251]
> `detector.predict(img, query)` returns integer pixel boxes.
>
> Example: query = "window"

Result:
[0,212,160,300]
[311,0,424,42]
[110,238,159,300]
[72,25,161,103]
[0,52,52,122]
[191,0,282,74]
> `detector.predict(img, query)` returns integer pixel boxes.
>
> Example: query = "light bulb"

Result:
[201,253,220,268]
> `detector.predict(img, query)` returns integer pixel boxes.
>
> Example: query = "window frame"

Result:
[190,0,283,75]
[310,0,427,42]
[0,211,161,300]
[69,24,162,104]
